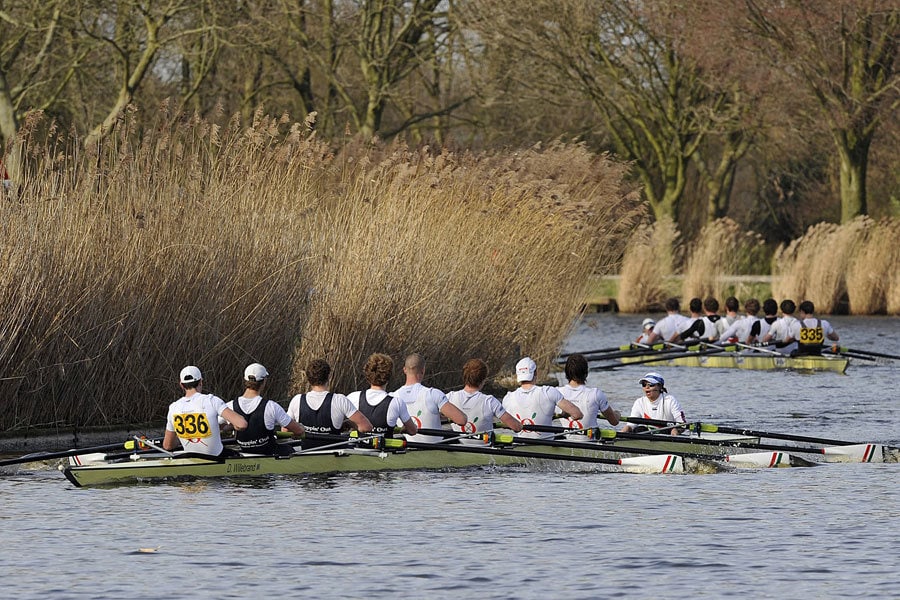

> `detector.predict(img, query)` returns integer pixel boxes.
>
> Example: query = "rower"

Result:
[392,353,467,443]
[502,357,582,439]
[287,358,373,450]
[762,299,800,355]
[225,363,305,456]
[759,298,779,342]
[163,366,247,457]
[447,358,522,444]
[620,372,686,436]
[718,298,762,344]
[720,296,742,335]
[796,300,839,355]
[557,354,620,432]
[647,297,692,344]
[347,353,417,438]
[675,297,719,343]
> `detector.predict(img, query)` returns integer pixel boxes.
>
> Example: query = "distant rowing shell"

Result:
[616,352,849,373]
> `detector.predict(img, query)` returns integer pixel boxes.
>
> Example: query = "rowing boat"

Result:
[61,443,692,487]
[617,352,849,373]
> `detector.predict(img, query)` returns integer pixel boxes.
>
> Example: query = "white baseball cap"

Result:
[244,363,269,382]
[639,372,665,387]
[179,365,203,384]
[642,318,656,330]
[515,357,537,382]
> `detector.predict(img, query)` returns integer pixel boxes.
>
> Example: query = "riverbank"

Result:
[0,423,161,454]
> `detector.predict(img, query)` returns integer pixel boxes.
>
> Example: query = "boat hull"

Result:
[618,352,849,373]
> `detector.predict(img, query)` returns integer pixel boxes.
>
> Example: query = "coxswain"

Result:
[620,372,686,436]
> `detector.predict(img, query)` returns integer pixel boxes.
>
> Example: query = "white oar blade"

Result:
[725,451,794,468]
[823,444,883,463]
[69,453,108,466]
[619,454,684,474]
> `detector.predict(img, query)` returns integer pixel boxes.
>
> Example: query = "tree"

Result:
[460,0,755,227]
[724,0,898,223]
[0,1,75,180]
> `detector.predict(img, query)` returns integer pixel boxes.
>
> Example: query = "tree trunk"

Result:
[835,129,871,223]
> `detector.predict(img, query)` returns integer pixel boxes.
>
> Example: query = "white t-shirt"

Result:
[502,385,566,439]
[347,389,412,429]
[718,316,759,344]
[769,315,800,354]
[166,393,228,455]
[652,313,692,342]
[224,396,293,430]
[392,382,449,443]
[286,391,359,430]
[447,389,509,444]
[556,384,610,429]
[628,393,686,425]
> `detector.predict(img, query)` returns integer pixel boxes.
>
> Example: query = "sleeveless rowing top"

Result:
[299,392,340,449]
[232,397,278,455]
[798,318,825,355]
[357,390,394,436]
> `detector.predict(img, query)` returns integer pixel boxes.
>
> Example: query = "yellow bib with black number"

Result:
[172,412,213,438]
[799,325,824,345]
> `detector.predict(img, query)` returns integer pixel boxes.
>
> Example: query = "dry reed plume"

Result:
[616,216,680,312]
[0,112,638,431]
[681,218,767,301]
[772,217,900,314]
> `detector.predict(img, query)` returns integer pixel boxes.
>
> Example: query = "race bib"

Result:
[172,412,213,438]
[799,326,824,345]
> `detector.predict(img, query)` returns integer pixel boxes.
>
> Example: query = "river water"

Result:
[1,314,898,599]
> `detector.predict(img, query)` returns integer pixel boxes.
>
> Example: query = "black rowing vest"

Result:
[232,397,278,455]
[357,390,393,436]
[797,318,825,355]
[299,392,340,449]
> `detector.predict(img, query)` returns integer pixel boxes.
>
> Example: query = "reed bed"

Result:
[616,216,680,312]
[681,218,768,301]
[772,217,900,315]
[0,113,637,431]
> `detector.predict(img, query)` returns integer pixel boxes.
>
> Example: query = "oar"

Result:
[822,349,877,361]
[404,436,685,473]
[832,347,900,361]
[519,425,825,468]
[590,345,730,370]
[581,344,672,362]
[404,427,687,472]
[0,438,162,468]
[558,344,634,359]
[620,416,898,451]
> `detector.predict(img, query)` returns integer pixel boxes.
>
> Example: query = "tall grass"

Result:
[617,216,680,312]
[681,218,768,301]
[0,112,638,430]
[772,217,900,314]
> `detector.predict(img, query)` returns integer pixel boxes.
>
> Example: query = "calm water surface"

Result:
[1,314,898,599]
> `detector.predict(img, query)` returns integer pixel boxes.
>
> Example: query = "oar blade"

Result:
[725,451,797,468]
[822,444,883,463]
[619,454,684,474]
